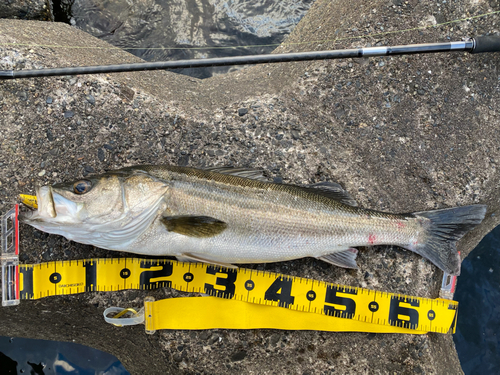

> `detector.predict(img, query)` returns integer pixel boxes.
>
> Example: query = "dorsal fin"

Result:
[301,182,358,206]
[204,167,268,182]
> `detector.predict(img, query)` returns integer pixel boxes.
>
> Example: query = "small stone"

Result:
[103,144,114,151]
[64,111,74,118]
[207,150,216,157]
[291,130,300,140]
[86,95,95,105]
[200,331,211,340]
[238,108,248,116]
[46,97,53,104]
[231,350,247,362]
[38,170,46,177]
[97,148,105,162]
[84,165,95,173]
[417,89,425,95]
[46,129,54,141]
[379,61,385,67]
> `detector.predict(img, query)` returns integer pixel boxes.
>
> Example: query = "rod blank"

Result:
[0,37,496,80]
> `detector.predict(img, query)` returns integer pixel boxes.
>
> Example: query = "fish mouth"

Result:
[20,186,79,223]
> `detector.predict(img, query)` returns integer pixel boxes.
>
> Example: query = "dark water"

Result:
[56,0,314,78]
[0,336,129,374]
[454,224,500,375]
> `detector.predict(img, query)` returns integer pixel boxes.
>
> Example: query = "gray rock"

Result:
[0,0,53,20]
[84,165,95,173]
[86,95,95,105]
[46,129,54,141]
[238,108,248,116]
[97,148,105,162]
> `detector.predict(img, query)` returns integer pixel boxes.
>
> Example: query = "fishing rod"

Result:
[1,36,499,79]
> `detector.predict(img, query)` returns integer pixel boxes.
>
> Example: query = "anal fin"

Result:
[317,248,358,269]
[177,253,238,269]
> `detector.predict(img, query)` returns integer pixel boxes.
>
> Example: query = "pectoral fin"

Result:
[178,253,238,269]
[161,216,227,238]
[317,248,358,269]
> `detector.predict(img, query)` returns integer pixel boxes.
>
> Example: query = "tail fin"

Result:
[408,205,487,276]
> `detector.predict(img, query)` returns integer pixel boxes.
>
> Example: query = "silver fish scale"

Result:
[130,167,422,262]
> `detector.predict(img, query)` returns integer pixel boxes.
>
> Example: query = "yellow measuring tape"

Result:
[17,258,458,334]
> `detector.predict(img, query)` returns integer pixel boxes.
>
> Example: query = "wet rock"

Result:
[97,148,105,161]
[84,165,95,173]
[86,95,95,105]
[0,0,53,20]
[231,350,247,362]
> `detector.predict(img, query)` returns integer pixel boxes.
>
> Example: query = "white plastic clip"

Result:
[439,271,457,300]
[1,205,20,306]
[104,307,145,326]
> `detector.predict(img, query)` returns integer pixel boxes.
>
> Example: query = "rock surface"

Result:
[0,0,52,21]
[1,0,500,373]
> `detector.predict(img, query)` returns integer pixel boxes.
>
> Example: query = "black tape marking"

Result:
[388,296,419,329]
[120,268,131,279]
[306,290,316,301]
[264,276,295,308]
[427,310,436,321]
[139,260,173,290]
[324,285,357,319]
[19,266,34,300]
[204,266,238,298]
[49,272,61,284]
[83,261,97,292]
[245,280,255,291]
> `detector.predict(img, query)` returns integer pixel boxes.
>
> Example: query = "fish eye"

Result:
[73,180,92,195]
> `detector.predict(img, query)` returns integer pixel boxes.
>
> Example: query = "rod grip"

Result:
[472,36,500,54]
[0,71,14,79]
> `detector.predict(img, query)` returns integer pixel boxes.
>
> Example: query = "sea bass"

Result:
[20,165,487,275]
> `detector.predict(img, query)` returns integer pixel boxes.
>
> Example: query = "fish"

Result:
[19,165,487,275]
